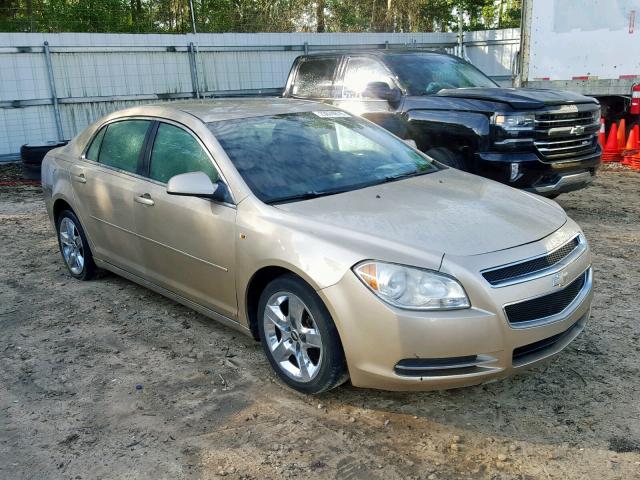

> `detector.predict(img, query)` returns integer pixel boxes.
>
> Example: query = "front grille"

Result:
[483,236,580,286]
[534,109,598,160]
[504,271,587,324]
[512,330,566,361]
[535,110,595,129]
[534,135,596,159]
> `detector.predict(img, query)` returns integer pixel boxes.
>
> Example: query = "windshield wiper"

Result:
[379,169,432,183]
[266,189,349,205]
[267,170,435,205]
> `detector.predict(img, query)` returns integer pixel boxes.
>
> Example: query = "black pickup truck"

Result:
[282,50,601,197]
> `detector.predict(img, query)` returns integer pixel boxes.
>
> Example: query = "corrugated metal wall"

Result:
[0,30,520,159]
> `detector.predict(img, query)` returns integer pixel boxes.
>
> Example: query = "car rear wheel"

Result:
[258,274,348,394]
[56,210,96,280]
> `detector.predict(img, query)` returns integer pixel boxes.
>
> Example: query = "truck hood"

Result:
[275,169,567,257]
[434,87,599,109]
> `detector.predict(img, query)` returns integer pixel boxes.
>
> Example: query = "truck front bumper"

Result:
[474,147,601,197]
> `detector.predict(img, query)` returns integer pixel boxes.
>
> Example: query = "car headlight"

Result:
[353,261,470,310]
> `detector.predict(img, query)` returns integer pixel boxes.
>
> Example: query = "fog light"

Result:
[510,162,520,181]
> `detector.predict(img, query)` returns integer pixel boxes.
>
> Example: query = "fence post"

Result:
[303,42,309,55]
[43,41,64,141]
[188,42,201,99]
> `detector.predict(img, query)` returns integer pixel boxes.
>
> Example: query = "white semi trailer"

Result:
[516,0,640,124]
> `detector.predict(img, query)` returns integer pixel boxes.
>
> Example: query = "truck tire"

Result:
[425,147,467,171]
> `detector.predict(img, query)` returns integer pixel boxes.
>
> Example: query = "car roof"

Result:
[146,97,340,123]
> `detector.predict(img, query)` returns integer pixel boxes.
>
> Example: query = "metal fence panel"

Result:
[0,30,519,159]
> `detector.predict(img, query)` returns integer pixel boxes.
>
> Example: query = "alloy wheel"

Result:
[263,292,323,382]
[59,217,85,275]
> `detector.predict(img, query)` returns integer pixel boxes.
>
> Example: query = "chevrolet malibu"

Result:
[42,98,593,394]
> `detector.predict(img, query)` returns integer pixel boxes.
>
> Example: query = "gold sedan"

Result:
[42,99,593,393]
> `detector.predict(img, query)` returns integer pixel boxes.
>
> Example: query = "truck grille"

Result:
[482,236,580,286]
[534,109,599,161]
[504,270,587,325]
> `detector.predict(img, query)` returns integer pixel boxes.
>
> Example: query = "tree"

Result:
[0,0,521,33]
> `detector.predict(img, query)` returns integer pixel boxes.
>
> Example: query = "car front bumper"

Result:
[318,221,593,391]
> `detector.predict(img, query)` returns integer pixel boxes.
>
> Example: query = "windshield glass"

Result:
[208,111,438,204]
[384,53,497,96]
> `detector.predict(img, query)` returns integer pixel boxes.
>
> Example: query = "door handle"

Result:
[135,193,155,206]
[72,173,86,184]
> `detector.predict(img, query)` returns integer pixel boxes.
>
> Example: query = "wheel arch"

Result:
[53,197,74,223]
[243,265,323,341]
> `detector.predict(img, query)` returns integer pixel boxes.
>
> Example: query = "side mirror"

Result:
[363,82,402,105]
[167,171,224,200]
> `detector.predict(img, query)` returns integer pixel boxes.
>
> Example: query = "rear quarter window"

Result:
[85,127,106,161]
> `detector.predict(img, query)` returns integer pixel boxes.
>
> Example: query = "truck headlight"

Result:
[493,112,535,132]
[353,261,470,310]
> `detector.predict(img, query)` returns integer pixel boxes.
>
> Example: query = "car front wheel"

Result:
[258,274,348,394]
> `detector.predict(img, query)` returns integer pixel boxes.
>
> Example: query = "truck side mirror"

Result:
[363,82,402,106]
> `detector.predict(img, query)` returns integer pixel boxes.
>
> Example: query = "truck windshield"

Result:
[384,53,497,96]
[208,111,438,204]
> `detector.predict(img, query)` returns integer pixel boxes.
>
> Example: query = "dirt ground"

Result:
[1,163,639,480]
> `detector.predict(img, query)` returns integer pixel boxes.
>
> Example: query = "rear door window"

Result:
[149,123,218,184]
[98,120,150,174]
[292,57,339,98]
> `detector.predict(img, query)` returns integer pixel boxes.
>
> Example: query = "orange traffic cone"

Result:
[617,118,626,150]
[602,122,621,162]
[598,117,606,148]
[622,125,639,165]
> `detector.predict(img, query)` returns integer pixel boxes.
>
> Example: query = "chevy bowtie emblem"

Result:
[570,125,585,135]
[552,271,569,288]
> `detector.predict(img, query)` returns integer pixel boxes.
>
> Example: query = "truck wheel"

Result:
[425,147,467,171]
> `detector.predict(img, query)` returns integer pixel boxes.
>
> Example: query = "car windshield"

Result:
[208,111,438,204]
[384,53,497,96]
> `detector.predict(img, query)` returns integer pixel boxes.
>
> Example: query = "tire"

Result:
[56,210,97,281]
[20,142,67,166]
[257,274,348,394]
[425,147,467,171]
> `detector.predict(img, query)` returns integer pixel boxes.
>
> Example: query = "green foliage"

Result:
[0,0,521,33]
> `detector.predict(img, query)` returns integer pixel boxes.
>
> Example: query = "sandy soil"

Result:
[1,163,639,480]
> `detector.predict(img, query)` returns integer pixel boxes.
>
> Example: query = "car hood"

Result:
[434,87,599,109]
[274,169,566,257]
